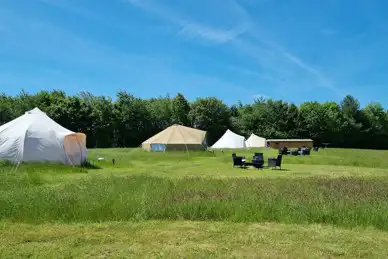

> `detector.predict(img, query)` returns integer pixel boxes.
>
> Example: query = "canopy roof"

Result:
[211,129,246,149]
[245,133,266,148]
[0,108,75,138]
[142,124,207,145]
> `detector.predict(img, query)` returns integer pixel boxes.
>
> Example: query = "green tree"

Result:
[236,101,266,137]
[145,96,173,133]
[113,91,152,147]
[171,93,190,125]
[299,102,325,141]
[33,90,56,111]
[79,92,114,147]
[189,97,230,144]
[12,90,37,117]
[299,101,345,146]
[362,103,387,132]
[45,91,71,130]
[256,99,293,139]
[340,95,363,147]
[341,95,360,119]
[2,90,388,149]
[321,102,345,146]
[0,94,14,125]
[360,103,388,148]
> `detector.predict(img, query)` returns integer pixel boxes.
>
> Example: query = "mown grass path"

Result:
[1,221,388,258]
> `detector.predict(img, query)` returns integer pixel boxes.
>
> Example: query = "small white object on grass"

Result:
[97,157,105,161]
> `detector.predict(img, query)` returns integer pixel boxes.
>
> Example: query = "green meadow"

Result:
[1,148,388,258]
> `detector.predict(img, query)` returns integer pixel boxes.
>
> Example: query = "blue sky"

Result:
[0,0,387,106]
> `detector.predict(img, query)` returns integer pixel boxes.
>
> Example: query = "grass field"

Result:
[1,147,388,258]
[2,221,388,258]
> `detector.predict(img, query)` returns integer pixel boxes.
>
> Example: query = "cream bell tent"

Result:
[0,107,87,165]
[142,124,207,151]
[211,129,246,149]
[245,133,266,148]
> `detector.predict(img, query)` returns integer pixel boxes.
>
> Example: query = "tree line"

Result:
[1,90,387,149]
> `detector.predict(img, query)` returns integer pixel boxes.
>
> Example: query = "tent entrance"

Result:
[151,144,166,152]
[63,133,87,165]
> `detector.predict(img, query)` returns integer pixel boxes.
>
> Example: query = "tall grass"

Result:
[2,147,388,230]
[2,174,388,230]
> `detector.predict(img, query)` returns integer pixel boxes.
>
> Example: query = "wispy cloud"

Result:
[230,29,344,97]
[42,0,250,44]
[282,51,333,85]
[124,0,250,44]
[0,6,256,102]
[280,50,342,95]
[123,0,341,97]
[125,0,344,99]
[1,0,348,103]
[176,23,247,43]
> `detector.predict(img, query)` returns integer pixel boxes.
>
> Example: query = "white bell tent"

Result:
[0,107,87,165]
[211,129,246,149]
[245,133,266,148]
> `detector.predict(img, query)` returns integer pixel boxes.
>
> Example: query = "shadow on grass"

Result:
[235,167,291,171]
[82,161,102,170]
[268,168,291,172]
[0,160,102,175]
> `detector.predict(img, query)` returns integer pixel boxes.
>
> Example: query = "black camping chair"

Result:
[303,148,311,155]
[254,152,263,158]
[252,153,264,168]
[279,147,289,155]
[232,153,246,168]
[268,155,283,170]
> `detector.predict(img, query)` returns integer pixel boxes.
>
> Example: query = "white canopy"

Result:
[211,129,246,149]
[0,107,87,165]
[245,133,266,148]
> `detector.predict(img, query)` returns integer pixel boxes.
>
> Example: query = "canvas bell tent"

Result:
[245,133,266,148]
[211,129,246,149]
[0,107,87,165]
[141,124,207,151]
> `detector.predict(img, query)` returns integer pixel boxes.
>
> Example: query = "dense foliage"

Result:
[1,90,387,149]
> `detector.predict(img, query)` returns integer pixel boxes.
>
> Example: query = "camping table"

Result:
[268,158,277,168]
[245,161,263,169]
